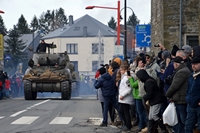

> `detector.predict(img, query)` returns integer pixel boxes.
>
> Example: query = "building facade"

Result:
[43,15,124,76]
[151,0,199,52]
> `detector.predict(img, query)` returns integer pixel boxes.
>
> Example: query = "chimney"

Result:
[83,26,87,37]
[69,15,74,26]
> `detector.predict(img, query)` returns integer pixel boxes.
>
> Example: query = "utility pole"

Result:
[98,30,102,68]
[124,0,127,61]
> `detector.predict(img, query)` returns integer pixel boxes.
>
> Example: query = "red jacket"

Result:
[5,79,11,89]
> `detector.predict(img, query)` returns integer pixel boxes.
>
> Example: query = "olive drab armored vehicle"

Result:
[23,44,79,100]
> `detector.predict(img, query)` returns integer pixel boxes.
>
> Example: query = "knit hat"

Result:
[182,45,192,55]
[113,57,122,66]
[162,50,171,59]
[171,45,179,56]
[173,56,184,63]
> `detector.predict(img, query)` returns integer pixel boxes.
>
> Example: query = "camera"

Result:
[154,44,160,47]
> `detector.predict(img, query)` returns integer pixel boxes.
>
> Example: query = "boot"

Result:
[157,119,168,133]
[148,120,154,133]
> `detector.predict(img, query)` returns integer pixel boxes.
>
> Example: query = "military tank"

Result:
[23,44,79,100]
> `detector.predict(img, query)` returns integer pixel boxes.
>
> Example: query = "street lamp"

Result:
[85,0,121,46]
[0,10,4,14]
[120,6,136,59]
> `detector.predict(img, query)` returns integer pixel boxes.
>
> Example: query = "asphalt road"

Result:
[0,95,121,133]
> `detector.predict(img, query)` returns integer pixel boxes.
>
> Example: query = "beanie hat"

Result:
[171,45,179,56]
[162,50,171,59]
[182,45,192,55]
[173,56,184,63]
[113,57,122,66]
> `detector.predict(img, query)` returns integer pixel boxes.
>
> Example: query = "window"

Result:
[66,44,78,54]
[186,35,199,48]
[92,60,104,72]
[92,43,104,54]
[71,61,78,71]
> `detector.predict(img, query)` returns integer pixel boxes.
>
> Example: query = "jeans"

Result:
[101,102,115,122]
[174,104,187,133]
[185,106,200,133]
[135,99,147,129]
[102,95,121,124]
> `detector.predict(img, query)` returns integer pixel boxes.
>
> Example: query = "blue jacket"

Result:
[186,73,200,108]
[94,73,116,97]
[157,62,174,93]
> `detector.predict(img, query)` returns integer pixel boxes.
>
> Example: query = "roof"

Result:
[42,14,124,39]
[4,33,40,52]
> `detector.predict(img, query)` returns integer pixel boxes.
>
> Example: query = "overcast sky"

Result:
[0,0,151,30]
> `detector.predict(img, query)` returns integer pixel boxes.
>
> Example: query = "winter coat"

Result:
[5,79,11,90]
[97,88,104,102]
[136,70,163,106]
[94,73,116,97]
[111,68,119,94]
[129,77,141,99]
[186,71,200,108]
[118,72,134,105]
[166,64,191,104]
[135,67,146,97]
[146,59,160,86]
[157,62,174,93]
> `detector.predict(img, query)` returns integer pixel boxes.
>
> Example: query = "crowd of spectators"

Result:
[94,44,200,133]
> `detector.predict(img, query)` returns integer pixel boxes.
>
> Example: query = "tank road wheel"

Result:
[24,80,34,100]
[61,81,71,100]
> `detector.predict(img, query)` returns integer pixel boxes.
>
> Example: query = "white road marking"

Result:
[10,99,50,117]
[0,116,5,119]
[88,117,103,125]
[10,110,27,117]
[11,116,39,124]
[33,99,50,106]
[49,117,73,124]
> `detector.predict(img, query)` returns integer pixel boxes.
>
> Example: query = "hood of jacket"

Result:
[101,73,112,80]
[193,46,200,58]
[136,69,150,83]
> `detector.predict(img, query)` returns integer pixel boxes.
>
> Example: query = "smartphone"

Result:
[127,71,131,76]
[154,44,160,47]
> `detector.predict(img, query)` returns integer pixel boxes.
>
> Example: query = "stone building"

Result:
[151,0,199,52]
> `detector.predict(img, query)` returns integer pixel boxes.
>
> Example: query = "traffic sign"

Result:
[136,24,151,47]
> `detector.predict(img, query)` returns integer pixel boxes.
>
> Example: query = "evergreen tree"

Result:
[4,25,27,71]
[0,15,5,28]
[56,7,68,28]
[16,14,31,34]
[108,16,117,30]
[127,13,140,27]
[44,8,68,32]
[30,15,39,33]
[38,12,49,34]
